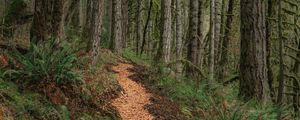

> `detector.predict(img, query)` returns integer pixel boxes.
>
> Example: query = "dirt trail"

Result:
[112,63,154,120]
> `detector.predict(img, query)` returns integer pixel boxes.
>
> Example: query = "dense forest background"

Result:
[0,0,299,119]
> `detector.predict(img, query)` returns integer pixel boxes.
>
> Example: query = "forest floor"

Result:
[111,63,185,120]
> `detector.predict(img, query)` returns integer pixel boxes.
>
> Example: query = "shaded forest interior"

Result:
[0,0,299,119]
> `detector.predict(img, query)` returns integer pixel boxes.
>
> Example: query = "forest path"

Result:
[112,63,154,120]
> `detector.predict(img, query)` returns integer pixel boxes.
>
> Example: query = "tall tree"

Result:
[30,0,65,43]
[239,0,269,102]
[157,0,172,63]
[214,0,222,65]
[175,0,183,76]
[197,0,204,70]
[277,0,285,105]
[79,0,87,32]
[266,0,276,101]
[292,4,299,116]
[121,0,129,49]
[218,0,235,81]
[111,0,122,53]
[187,0,199,79]
[135,0,142,55]
[209,0,216,86]
[140,0,153,55]
[89,0,104,66]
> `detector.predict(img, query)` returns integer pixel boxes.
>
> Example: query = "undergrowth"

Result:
[5,39,82,84]
[0,80,69,119]
[123,50,291,120]
[0,40,121,119]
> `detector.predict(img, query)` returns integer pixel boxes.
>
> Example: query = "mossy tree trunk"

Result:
[218,0,235,82]
[239,0,270,102]
[175,0,183,77]
[209,0,216,86]
[156,0,172,64]
[187,0,199,79]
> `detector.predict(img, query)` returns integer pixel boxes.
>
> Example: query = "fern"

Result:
[7,39,82,84]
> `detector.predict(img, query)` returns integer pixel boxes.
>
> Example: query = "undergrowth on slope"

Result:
[123,50,292,120]
[154,76,287,120]
[0,40,122,119]
[5,39,82,84]
[0,80,69,119]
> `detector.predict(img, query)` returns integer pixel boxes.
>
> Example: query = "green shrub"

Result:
[7,40,82,84]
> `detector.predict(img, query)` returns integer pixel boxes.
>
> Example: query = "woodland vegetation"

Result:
[0,0,299,119]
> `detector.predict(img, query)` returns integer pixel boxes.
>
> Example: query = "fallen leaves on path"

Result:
[112,63,154,120]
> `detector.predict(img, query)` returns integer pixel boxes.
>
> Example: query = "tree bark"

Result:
[239,0,270,102]
[292,5,299,117]
[111,0,122,53]
[31,0,65,43]
[214,0,222,68]
[175,0,183,76]
[90,0,104,66]
[79,0,87,32]
[135,0,141,55]
[277,0,285,105]
[266,0,276,101]
[160,0,172,63]
[197,0,204,71]
[218,0,234,82]
[122,0,129,49]
[187,0,199,79]
[209,0,215,86]
[141,0,153,55]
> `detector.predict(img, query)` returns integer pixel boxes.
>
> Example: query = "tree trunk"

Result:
[266,0,276,101]
[90,0,104,66]
[141,0,153,55]
[277,0,285,105]
[147,20,153,55]
[240,0,269,102]
[79,0,87,32]
[31,0,65,43]
[197,0,204,71]
[85,0,93,51]
[122,0,129,49]
[292,5,299,117]
[160,0,172,63]
[292,43,300,117]
[135,0,141,55]
[214,0,222,68]
[208,0,215,86]
[218,0,234,81]
[111,0,122,53]
[187,0,199,79]
[175,0,183,76]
